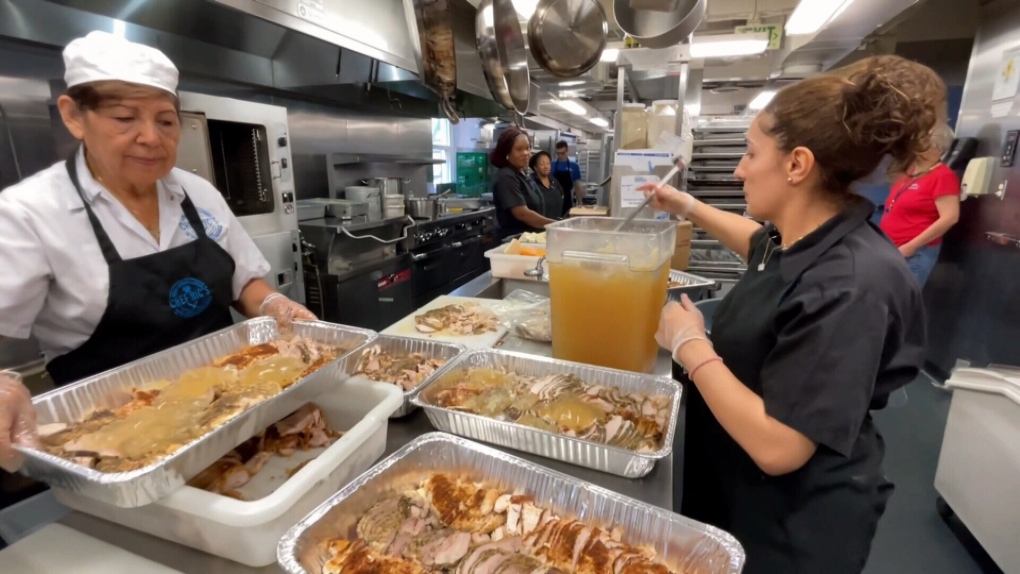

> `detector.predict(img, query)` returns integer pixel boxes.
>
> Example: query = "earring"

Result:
[787,176,793,183]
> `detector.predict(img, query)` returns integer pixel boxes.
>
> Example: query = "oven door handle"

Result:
[340,216,415,244]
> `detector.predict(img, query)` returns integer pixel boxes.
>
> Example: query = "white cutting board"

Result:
[382,296,509,349]
[0,524,184,574]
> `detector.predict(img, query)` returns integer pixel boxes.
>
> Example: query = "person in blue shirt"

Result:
[551,141,584,209]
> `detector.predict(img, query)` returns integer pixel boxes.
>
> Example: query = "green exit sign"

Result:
[735,24,783,50]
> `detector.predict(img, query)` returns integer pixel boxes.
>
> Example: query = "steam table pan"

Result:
[15,317,376,507]
[413,349,681,478]
[278,432,745,574]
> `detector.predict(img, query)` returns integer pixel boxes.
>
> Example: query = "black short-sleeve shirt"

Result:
[710,197,926,456]
[492,166,545,241]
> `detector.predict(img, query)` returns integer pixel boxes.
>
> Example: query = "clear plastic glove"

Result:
[0,370,37,473]
[655,295,709,362]
[259,293,317,333]
[638,182,696,218]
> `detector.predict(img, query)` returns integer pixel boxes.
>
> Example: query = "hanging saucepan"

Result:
[404,0,461,123]
[476,0,531,119]
[613,0,705,49]
[528,0,608,78]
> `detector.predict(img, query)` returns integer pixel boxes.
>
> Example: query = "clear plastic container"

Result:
[647,100,678,148]
[546,217,676,373]
[619,103,648,150]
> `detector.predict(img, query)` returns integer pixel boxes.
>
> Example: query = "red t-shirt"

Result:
[880,163,960,247]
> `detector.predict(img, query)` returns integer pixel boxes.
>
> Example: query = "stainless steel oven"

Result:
[174,93,304,307]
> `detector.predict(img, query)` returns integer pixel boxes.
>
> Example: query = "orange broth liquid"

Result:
[549,261,669,373]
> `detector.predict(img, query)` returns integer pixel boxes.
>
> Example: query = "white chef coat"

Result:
[0,149,271,361]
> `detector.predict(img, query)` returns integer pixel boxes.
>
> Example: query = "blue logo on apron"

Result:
[169,278,213,318]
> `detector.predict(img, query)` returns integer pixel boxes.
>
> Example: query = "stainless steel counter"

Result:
[7,271,680,573]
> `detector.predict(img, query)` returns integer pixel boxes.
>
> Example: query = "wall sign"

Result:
[735,24,783,51]
[992,48,1020,101]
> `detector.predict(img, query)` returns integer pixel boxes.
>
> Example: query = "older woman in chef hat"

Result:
[0,31,314,472]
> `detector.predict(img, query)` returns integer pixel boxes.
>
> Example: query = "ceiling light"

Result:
[689,33,769,59]
[786,0,856,35]
[556,100,588,116]
[514,0,540,19]
[748,91,776,110]
[600,49,619,63]
[591,117,609,127]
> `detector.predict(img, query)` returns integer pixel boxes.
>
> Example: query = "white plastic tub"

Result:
[934,367,1020,574]
[53,379,402,567]
[485,244,544,280]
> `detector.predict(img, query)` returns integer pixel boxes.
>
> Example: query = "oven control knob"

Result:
[278,136,288,147]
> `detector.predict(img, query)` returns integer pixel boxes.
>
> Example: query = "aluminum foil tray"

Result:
[341,335,467,418]
[278,433,744,574]
[16,318,376,507]
[669,270,718,303]
[411,350,681,478]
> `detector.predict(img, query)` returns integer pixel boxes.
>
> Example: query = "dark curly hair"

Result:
[490,127,529,169]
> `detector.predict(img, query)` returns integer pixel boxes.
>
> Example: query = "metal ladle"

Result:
[613,163,681,232]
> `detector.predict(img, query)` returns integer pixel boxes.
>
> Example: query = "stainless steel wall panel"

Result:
[924,0,1020,376]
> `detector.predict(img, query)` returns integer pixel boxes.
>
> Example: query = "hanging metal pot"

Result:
[404,0,461,123]
[475,0,531,118]
[613,0,705,49]
[528,0,608,78]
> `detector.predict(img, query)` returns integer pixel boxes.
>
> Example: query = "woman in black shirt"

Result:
[529,151,567,218]
[490,127,555,242]
[640,58,935,573]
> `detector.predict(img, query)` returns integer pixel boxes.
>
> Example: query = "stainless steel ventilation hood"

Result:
[1,0,505,118]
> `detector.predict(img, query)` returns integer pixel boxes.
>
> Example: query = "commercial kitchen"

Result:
[0,0,1017,573]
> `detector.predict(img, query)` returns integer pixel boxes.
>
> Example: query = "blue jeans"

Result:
[906,244,941,286]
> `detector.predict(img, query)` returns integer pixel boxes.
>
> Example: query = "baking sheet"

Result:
[15,318,376,507]
[341,335,468,417]
[381,295,509,349]
[412,349,681,478]
[277,433,745,574]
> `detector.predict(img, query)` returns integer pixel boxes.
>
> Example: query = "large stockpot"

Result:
[407,197,437,219]
[613,0,705,49]
[528,0,608,78]
[476,0,530,117]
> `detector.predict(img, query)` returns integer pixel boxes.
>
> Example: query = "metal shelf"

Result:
[331,153,444,166]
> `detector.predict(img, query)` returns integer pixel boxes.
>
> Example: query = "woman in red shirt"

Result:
[880,123,960,285]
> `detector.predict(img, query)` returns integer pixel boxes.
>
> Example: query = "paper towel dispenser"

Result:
[960,157,996,200]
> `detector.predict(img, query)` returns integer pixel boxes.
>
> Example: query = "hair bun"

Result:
[839,64,935,175]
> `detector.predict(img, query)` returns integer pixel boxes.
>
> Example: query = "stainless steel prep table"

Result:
[5,271,679,573]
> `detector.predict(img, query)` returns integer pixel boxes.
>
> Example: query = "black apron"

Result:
[676,240,892,574]
[551,160,575,209]
[45,155,236,386]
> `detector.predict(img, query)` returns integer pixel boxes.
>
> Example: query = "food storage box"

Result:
[546,217,676,373]
[53,379,402,567]
[484,244,545,281]
[16,318,376,507]
[278,433,744,574]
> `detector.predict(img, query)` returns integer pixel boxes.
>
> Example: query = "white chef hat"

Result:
[63,31,179,95]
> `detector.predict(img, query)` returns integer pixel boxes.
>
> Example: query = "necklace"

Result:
[757,233,811,271]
